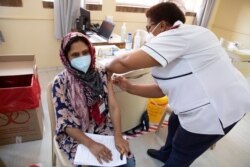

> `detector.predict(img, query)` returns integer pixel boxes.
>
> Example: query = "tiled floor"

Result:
[0,66,250,167]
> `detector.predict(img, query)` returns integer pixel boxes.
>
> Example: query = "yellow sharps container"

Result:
[147,96,168,124]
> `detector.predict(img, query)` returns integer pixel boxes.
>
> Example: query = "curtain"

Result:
[54,0,81,39]
[0,31,5,43]
[196,0,216,27]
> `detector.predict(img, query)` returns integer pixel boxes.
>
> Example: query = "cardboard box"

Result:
[0,105,43,145]
[0,55,36,77]
[0,55,43,145]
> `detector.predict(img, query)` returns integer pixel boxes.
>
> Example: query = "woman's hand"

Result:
[114,135,130,157]
[88,141,113,164]
[112,75,132,91]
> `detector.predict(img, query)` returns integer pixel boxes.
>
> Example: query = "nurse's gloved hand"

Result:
[112,75,132,92]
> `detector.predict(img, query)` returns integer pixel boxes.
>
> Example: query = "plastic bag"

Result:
[0,74,41,113]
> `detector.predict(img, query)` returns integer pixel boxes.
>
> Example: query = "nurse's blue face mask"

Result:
[70,54,91,73]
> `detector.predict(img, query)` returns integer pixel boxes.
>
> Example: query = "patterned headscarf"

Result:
[60,32,106,131]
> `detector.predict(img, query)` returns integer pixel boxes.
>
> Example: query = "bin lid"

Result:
[0,55,36,76]
[148,96,168,105]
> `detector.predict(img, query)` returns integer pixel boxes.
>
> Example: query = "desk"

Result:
[91,33,125,49]
[226,49,250,77]
[72,28,125,48]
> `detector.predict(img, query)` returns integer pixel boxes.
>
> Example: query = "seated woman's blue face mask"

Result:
[68,40,91,73]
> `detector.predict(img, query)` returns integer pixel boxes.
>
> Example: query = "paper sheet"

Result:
[74,133,127,166]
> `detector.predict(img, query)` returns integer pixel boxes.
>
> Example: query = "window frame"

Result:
[85,0,102,5]
[115,0,160,13]
[42,0,102,11]
[0,0,23,7]
[42,0,53,9]
[116,6,148,13]
[116,0,160,8]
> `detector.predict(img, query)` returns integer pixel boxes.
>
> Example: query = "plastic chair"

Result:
[47,82,74,167]
[113,68,154,132]
[155,104,172,133]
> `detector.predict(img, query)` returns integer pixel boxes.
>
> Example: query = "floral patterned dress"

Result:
[52,70,114,163]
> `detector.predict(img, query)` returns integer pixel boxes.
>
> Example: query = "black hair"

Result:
[146,2,186,25]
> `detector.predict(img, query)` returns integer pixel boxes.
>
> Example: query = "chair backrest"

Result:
[113,68,154,132]
[47,82,75,167]
[47,82,56,137]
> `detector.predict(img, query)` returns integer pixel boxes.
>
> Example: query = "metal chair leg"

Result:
[155,105,172,133]
[52,152,56,166]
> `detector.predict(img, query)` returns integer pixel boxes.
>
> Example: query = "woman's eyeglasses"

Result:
[146,23,156,32]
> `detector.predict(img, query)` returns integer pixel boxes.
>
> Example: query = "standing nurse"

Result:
[105,2,250,167]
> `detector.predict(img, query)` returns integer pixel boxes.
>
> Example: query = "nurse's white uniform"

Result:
[141,21,250,135]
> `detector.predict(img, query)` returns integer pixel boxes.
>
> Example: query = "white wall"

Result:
[0,0,61,68]
[91,0,147,34]
[0,0,206,68]
[0,0,147,68]
[210,0,250,49]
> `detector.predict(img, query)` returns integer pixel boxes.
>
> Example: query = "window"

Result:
[42,0,102,10]
[116,0,160,8]
[115,0,203,14]
[85,0,102,5]
[183,0,203,12]
[116,0,160,13]
[0,0,23,7]
[42,0,53,8]
[84,0,102,11]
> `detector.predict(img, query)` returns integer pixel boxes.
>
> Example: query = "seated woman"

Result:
[52,32,135,166]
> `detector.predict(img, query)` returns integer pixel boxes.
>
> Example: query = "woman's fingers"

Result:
[103,148,112,161]
[95,154,103,164]
[96,147,112,164]
[116,139,130,156]
[123,144,130,156]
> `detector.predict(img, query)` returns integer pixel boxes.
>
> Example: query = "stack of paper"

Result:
[74,133,127,166]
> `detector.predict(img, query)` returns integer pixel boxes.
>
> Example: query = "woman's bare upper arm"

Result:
[107,81,118,110]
